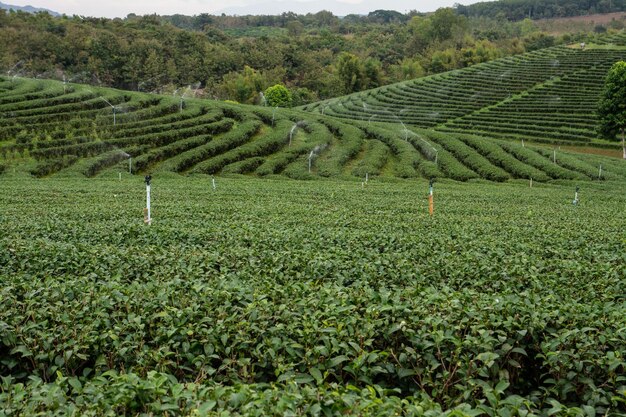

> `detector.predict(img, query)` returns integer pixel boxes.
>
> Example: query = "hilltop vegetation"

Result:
[457,0,626,20]
[1,6,617,105]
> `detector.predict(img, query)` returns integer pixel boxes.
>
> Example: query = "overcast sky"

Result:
[5,0,479,18]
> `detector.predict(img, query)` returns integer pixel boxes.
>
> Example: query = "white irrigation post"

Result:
[598,164,602,179]
[553,149,557,164]
[212,177,216,191]
[119,172,121,181]
[573,186,579,205]
[144,175,152,225]
[530,177,533,188]
[365,172,369,183]
[521,138,525,147]
[129,157,132,174]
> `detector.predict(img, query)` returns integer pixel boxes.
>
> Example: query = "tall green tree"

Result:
[335,52,364,94]
[597,61,626,159]
[264,84,292,107]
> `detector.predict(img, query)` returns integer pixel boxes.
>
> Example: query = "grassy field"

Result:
[1,175,625,415]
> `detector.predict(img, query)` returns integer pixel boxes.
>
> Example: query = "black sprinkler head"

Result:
[145,175,152,186]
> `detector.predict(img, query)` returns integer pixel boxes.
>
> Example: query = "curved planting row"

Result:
[301,42,626,151]
[439,50,626,145]
[0,77,623,181]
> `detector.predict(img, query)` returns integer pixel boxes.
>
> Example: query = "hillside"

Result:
[1,58,626,182]
[302,36,626,149]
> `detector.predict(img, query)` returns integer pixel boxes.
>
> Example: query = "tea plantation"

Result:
[1,32,626,416]
[0,176,625,415]
[305,39,626,149]
[1,40,626,183]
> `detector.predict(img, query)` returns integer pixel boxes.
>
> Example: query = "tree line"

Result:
[456,0,625,21]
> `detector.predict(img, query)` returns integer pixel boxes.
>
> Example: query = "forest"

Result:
[0,3,621,105]
[457,0,626,20]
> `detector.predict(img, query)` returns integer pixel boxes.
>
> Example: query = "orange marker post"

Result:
[428,179,434,216]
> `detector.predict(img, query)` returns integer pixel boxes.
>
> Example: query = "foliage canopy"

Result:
[597,60,626,139]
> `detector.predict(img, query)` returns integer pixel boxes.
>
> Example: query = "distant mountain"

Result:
[0,1,59,16]
[216,0,421,16]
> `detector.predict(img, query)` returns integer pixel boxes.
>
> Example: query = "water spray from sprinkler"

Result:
[99,96,117,126]
[289,121,306,147]
[307,144,326,173]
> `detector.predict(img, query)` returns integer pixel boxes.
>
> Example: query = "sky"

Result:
[4,0,479,18]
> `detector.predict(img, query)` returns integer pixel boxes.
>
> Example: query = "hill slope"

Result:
[1,68,625,182]
[301,36,626,149]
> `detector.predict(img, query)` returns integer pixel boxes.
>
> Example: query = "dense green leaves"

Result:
[597,60,626,158]
[0,177,625,414]
[264,84,293,107]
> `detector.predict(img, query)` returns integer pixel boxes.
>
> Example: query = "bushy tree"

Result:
[597,61,626,159]
[220,66,264,104]
[264,84,292,107]
[336,52,364,94]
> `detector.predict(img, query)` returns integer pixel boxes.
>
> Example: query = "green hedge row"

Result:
[3,94,130,119]
[499,142,586,180]
[192,120,293,175]
[458,135,550,182]
[169,120,263,173]
[256,121,330,176]
[83,150,134,177]
[30,140,114,160]
[131,129,228,174]
[404,133,443,179]
[100,104,183,134]
[221,157,265,174]
[362,125,420,178]
[106,108,221,140]
[426,131,509,182]
[29,155,79,177]
[0,90,95,113]
[350,139,389,178]
[315,119,364,177]
[535,148,603,180]
[106,118,234,151]
[0,84,53,106]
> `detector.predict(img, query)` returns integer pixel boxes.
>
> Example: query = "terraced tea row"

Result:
[438,50,626,144]
[0,77,624,181]
[302,45,626,149]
